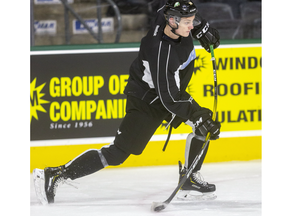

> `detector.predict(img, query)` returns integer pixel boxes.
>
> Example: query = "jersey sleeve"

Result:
[148,40,201,121]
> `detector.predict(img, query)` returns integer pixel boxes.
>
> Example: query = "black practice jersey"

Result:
[124,6,202,122]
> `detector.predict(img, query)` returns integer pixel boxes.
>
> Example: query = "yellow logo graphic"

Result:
[193,55,207,75]
[187,55,207,94]
[30,78,50,122]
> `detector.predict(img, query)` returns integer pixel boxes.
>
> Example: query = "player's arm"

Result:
[150,50,221,139]
[149,43,201,119]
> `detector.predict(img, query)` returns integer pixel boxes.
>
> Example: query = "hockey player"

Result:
[33,0,221,204]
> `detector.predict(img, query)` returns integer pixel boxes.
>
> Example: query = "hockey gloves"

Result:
[191,108,221,140]
[192,19,220,53]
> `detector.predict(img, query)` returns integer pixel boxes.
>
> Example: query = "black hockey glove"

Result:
[192,19,220,53]
[191,108,221,140]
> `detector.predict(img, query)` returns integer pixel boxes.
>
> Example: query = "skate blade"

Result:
[33,168,48,205]
[177,190,217,201]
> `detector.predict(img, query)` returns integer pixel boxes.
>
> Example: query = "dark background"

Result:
[30,51,138,140]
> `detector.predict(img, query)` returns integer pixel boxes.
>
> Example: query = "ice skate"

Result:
[33,166,72,204]
[177,161,217,201]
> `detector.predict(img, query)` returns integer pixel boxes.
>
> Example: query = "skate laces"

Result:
[52,176,78,196]
[192,172,208,186]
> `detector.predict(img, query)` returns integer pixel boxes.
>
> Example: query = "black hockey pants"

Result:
[64,96,209,180]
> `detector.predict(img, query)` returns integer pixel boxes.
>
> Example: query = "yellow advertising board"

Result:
[154,45,261,135]
[30,45,262,172]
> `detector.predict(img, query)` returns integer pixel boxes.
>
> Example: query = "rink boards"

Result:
[30,44,262,172]
[30,134,261,172]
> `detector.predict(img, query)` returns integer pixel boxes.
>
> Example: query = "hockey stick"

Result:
[151,45,218,212]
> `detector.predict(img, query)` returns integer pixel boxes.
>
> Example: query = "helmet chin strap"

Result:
[167,21,182,37]
[171,28,182,37]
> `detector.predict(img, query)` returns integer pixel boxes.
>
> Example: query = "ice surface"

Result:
[30,161,261,216]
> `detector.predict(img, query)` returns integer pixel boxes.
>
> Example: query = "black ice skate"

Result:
[44,166,69,203]
[177,161,217,201]
[33,166,75,205]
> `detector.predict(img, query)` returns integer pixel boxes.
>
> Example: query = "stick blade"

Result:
[151,202,167,212]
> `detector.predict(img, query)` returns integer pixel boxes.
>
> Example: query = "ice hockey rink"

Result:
[30,160,263,216]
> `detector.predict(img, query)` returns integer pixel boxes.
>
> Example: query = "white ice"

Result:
[30,160,261,216]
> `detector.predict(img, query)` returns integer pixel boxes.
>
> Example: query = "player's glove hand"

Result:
[191,108,221,140]
[192,19,220,53]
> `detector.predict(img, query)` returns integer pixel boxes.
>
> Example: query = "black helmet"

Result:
[164,0,198,18]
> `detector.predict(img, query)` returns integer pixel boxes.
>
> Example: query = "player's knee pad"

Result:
[101,143,130,166]
[186,131,206,145]
[184,131,207,169]
[185,123,206,144]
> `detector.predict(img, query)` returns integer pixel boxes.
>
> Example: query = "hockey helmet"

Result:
[164,0,198,18]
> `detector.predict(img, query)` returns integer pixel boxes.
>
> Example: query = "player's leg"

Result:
[64,144,131,180]
[177,128,216,200]
[184,129,210,172]
[33,96,169,204]
[34,144,131,204]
